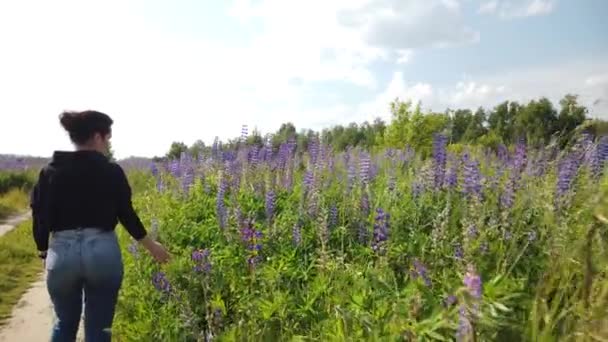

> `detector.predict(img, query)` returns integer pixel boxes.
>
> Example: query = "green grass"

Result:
[0,189,29,221]
[0,220,41,325]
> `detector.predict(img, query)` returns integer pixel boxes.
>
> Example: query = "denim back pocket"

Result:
[46,237,72,271]
[84,231,123,282]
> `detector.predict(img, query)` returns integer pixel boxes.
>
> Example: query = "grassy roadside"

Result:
[0,189,29,221]
[0,220,41,325]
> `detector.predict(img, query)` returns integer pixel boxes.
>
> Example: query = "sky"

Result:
[0,0,607,159]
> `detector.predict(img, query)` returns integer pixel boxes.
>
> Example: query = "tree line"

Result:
[163,94,608,160]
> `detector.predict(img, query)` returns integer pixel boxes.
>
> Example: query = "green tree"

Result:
[462,107,487,142]
[384,99,415,148]
[514,97,558,145]
[384,99,449,157]
[450,109,473,143]
[488,101,520,144]
[272,123,297,148]
[166,141,188,160]
[556,94,587,147]
[188,139,206,158]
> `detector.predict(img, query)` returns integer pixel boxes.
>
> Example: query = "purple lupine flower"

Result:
[590,136,608,178]
[182,166,195,195]
[303,170,314,195]
[464,264,482,299]
[599,136,608,163]
[306,188,319,218]
[371,208,389,254]
[127,241,139,258]
[457,306,472,341]
[263,136,273,163]
[211,307,223,332]
[411,259,431,287]
[249,145,260,168]
[327,152,335,174]
[456,264,482,340]
[278,142,290,170]
[150,163,159,177]
[241,124,248,142]
[292,221,302,246]
[412,181,424,198]
[529,150,549,178]
[512,140,527,174]
[343,147,351,167]
[192,249,211,274]
[432,133,448,190]
[240,218,263,268]
[169,160,180,178]
[308,137,319,166]
[216,178,228,229]
[497,144,509,165]
[445,158,458,190]
[462,153,482,200]
[357,221,368,245]
[466,224,478,238]
[265,190,276,223]
[152,272,171,293]
[555,153,581,203]
[443,295,458,308]
[347,158,356,191]
[500,178,515,209]
[359,151,371,185]
[329,204,338,228]
[369,157,379,183]
[454,244,464,260]
[257,145,267,164]
[360,192,370,218]
[479,242,489,255]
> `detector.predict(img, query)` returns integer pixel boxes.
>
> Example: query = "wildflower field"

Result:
[107,133,608,341]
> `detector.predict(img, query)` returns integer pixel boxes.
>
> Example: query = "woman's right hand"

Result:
[139,236,171,263]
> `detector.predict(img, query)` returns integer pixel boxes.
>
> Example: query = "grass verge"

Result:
[0,220,41,325]
[0,189,29,221]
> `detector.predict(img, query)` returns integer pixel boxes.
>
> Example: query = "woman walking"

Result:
[30,110,170,341]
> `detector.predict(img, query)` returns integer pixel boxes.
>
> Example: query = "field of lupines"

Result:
[6,131,608,340]
[108,131,608,341]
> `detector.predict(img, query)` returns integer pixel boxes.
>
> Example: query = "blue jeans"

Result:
[46,228,124,342]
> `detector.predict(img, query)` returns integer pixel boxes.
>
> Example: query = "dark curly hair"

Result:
[59,110,113,145]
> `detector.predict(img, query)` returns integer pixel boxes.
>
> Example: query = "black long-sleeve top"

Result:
[30,150,147,251]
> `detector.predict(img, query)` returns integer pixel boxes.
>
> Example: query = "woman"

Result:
[30,110,170,341]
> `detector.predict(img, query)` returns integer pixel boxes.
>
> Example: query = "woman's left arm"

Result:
[30,168,50,257]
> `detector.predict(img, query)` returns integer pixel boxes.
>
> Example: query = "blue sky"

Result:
[0,0,607,158]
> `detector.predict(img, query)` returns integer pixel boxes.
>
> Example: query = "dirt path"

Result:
[0,212,84,341]
[0,211,31,237]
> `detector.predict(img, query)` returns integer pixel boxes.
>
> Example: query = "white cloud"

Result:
[354,71,434,123]
[349,60,608,124]
[523,0,555,16]
[396,50,414,65]
[449,81,507,107]
[479,0,556,19]
[478,0,499,14]
[585,73,608,87]
[338,0,479,50]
